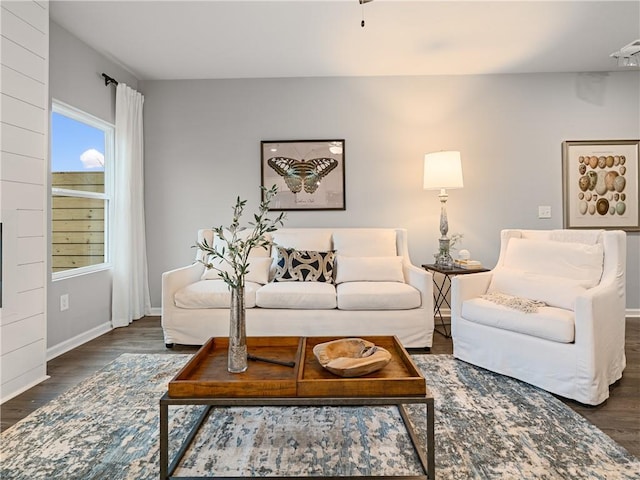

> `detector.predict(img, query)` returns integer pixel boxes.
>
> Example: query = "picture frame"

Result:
[260,139,345,211]
[562,140,639,231]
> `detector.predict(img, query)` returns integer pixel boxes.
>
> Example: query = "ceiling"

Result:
[49,1,640,81]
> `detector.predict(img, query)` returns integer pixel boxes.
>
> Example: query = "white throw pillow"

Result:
[503,237,604,288]
[334,256,404,284]
[271,231,333,252]
[488,267,588,311]
[332,229,397,257]
[201,256,272,285]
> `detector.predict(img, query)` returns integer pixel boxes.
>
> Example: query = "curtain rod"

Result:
[101,73,118,87]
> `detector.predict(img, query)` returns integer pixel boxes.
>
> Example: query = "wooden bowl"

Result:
[312,338,392,377]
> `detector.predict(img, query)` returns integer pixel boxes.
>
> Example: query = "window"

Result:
[51,101,114,278]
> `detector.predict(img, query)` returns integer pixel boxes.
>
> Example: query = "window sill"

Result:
[52,263,112,282]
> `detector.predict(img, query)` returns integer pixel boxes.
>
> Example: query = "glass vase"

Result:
[228,285,248,373]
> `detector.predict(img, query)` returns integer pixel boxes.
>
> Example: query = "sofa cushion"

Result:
[503,237,604,287]
[273,247,336,283]
[175,280,261,309]
[462,297,575,343]
[332,229,397,256]
[488,268,588,311]
[201,256,272,284]
[271,230,332,252]
[256,282,337,309]
[337,282,420,310]
[335,256,404,284]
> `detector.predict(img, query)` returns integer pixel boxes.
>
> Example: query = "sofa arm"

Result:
[451,271,493,319]
[161,262,204,314]
[404,264,433,313]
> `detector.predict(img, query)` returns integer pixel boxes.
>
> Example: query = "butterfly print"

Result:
[267,157,339,194]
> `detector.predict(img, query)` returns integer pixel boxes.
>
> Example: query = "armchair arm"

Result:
[572,281,626,403]
[450,271,493,319]
[574,281,626,364]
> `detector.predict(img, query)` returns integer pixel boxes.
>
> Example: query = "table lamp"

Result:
[423,151,464,267]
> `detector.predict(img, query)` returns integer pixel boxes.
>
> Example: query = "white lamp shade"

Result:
[423,151,464,190]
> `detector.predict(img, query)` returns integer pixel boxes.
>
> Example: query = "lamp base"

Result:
[434,238,454,268]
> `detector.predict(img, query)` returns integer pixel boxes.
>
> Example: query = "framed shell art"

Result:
[261,139,345,211]
[562,140,639,231]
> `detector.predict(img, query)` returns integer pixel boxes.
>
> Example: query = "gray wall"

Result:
[47,22,139,351]
[141,73,640,311]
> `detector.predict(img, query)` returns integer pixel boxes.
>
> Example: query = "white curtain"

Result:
[111,83,151,327]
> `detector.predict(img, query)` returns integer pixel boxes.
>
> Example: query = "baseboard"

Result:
[46,322,113,361]
[1,373,50,405]
[626,309,640,319]
[149,307,161,316]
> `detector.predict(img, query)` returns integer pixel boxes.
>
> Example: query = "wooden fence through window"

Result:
[52,172,105,272]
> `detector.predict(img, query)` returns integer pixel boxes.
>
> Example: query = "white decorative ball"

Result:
[458,249,471,260]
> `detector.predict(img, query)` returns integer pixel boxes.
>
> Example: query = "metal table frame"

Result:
[422,263,489,338]
[160,393,435,480]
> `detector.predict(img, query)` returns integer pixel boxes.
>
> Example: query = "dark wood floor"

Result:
[2,317,638,458]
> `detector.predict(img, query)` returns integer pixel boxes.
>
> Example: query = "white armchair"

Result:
[451,229,626,405]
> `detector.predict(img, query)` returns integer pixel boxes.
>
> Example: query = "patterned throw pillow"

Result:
[273,246,336,283]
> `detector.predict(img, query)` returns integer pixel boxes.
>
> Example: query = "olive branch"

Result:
[194,185,285,289]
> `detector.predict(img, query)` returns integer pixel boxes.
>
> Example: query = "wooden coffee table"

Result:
[159,336,435,479]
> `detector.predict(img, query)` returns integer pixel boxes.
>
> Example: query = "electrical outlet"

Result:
[538,206,552,219]
[60,294,69,311]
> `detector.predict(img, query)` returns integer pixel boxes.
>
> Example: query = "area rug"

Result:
[1,354,638,479]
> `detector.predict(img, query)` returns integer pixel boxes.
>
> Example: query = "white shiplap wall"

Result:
[0,0,49,403]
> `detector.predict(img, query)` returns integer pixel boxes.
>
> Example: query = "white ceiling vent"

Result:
[610,39,640,67]
[610,39,640,58]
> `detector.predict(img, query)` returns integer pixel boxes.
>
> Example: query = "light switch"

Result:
[538,206,552,219]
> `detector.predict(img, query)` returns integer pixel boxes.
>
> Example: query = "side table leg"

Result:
[432,275,450,338]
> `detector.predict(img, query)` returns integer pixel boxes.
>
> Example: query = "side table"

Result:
[422,263,490,338]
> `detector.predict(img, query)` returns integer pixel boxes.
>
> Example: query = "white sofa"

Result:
[162,228,434,348]
[451,229,626,405]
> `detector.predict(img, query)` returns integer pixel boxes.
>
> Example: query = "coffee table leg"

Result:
[398,402,434,479]
[163,404,215,478]
[427,397,435,479]
[160,400,168,480]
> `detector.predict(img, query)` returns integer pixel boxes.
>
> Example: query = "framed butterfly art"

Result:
[261,140,346,211]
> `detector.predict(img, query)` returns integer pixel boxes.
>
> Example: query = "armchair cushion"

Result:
[488,269,588,310]
[502,237,603,287]
[488,237,605,310]
[461,297,575,343]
